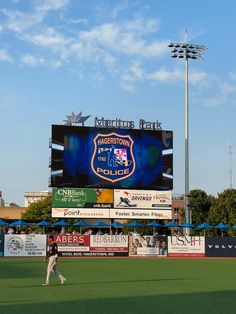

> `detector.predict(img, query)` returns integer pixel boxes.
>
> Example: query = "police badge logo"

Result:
[91,133,136,182]
[7,236,24,255]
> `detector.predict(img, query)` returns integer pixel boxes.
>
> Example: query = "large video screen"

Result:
[50,125,173,190]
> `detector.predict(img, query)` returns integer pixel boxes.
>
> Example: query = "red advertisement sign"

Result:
[53,235,90,256]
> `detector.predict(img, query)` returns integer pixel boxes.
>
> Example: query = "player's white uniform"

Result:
[44,241,66,285]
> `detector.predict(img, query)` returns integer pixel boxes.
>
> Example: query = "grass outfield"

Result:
[1,258,236,314]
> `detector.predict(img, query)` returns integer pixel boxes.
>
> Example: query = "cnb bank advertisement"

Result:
[168,236,205,257]
[52,188,113,208]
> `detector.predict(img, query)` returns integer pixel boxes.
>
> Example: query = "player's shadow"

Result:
[10,277,199,289]
[63,277,199,286]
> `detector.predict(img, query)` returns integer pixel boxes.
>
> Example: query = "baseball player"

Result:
[42,235,66,286]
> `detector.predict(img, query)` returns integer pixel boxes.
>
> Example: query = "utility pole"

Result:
[229,144,233,189]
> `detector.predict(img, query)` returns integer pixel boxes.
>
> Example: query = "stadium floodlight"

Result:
[168,30,207,229]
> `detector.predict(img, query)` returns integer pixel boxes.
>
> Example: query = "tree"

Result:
[208,189,236,226]
[189,189,214,226]
[22,196,53,221]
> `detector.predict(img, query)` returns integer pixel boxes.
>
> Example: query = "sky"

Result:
[1,0,236,206]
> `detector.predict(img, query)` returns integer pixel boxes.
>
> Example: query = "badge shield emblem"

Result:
[91,133,135,182]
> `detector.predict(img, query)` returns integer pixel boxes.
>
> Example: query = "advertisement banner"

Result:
[168,236,205,257]
[53,234,90,257]
[90,235,129,256]
[129,235,167,256]
[110,208,172,220]
[4,235,47,257]
[205,237,236,257]
[51,207,110,218]
[52,188,113,208]
[0,234,4,257]
[114,190,172,209]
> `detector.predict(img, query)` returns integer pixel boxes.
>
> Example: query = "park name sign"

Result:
[94,117,162,131]
[62,112,162,131]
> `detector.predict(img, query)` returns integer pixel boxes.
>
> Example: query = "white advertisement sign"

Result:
[129,235,167,256]
[110,208,172,219]
[90,235,128,254]
[90,235,128,248]
[4,235,47,257]
[168,236,205,257]
[114,189,172,209]
[52,207,109,218]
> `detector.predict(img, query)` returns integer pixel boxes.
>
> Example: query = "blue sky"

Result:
[1,0,236,206]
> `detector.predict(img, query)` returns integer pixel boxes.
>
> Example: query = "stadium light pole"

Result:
[168,30,207,228]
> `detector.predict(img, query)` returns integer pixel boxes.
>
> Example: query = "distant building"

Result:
[0,206,26,219]
[172,194,184,223]
[0,191,4,207]
[24,190,51,207]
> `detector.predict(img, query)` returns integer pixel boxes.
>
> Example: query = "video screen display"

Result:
[50,125,173,190]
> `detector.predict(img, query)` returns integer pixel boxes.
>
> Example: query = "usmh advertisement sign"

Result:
[168,236,205,257]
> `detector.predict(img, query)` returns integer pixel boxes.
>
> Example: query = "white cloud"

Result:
[189,69,210,87]
[228,72,236,81]
[79,20,167,58]
[122,62,183,84]
[0,49,13,62]
[1,9,43,32]
[35,0,69,13]
[112,2,129,19]
[80,24,119,47]
[22,28,70,53]
[103,54,116,73]
[0,3,214,94]
[200,74,236,107]
[21,54,45,67]
[122,61,144,81]
[60,14,88,25]
[2,0,68,33]
[147,68,182,82]
[64,41,98,62]
[123,18,159,34]
[120,82,136,93]
[221,82,236,95]
[50,59,62,69]
[203,95,228,108]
